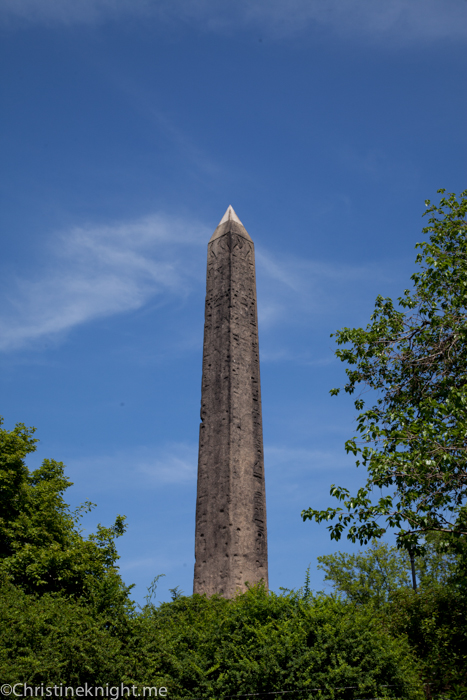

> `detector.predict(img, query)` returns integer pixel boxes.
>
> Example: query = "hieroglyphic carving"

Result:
[194,216,268,597]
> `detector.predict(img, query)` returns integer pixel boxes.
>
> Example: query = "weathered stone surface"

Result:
[193,206,268,598]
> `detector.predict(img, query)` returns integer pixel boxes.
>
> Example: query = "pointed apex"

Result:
[209,204,253,243]
[218,205,243,227]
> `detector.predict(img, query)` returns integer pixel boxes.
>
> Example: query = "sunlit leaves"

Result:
[302,191,467,553]
[0,417,133,622]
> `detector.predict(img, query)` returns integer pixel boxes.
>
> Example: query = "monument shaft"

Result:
[194,207,268,597]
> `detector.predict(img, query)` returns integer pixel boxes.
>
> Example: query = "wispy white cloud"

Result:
[255,247,393,330]
[0,213,208,351]
[0,210,402,353]
[1,0,465,44]
[337,146,420,185]
[120,556,161,572]
[259,348,334,365]
[266,445,350,474]
[69,442,198,491]
[101,71,222,181]
[244,0,467,43]
[264,445,357,507]
[137,443,197,484]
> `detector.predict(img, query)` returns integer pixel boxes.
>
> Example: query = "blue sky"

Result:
[1,0,466,604]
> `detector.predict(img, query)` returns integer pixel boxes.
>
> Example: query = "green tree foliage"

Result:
[316,538,467,694]
[0,417,133,621]
[318,540,412,607]
[1,579,424,696]
[0,581,126,684]
[302,190,467,554]
[317,537,458,607]
[389,585,467,695]
[110,587,424,698]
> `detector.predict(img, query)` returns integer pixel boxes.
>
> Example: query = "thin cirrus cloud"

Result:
[248,0,467,42]
[255,247,393,331]
[68,442,198,492]
[265,445,351,475]
[0,211,396,353]
[1,0,466,44]
[0,213,208,352]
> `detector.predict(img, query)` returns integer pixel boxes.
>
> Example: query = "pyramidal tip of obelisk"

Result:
[210,205,253,243]
[218,204,243,227]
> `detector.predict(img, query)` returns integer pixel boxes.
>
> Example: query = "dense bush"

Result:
[128,586,423,699]
[1,579,424,699]
[0,580,125,684]
[387,585,467,696]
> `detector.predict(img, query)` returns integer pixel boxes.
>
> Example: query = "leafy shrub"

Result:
[0,580,125,684]
[128,585,424,699]
[387,585,467,696]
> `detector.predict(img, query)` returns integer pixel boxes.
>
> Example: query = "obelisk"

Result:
[193,206,268,598]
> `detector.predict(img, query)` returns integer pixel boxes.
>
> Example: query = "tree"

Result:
[0,416,133,620]
[318,541,411,607]
[302,190,467,555]
[317,540,467,693]
[317,537,458,607]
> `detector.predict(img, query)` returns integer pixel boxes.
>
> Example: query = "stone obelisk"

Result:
[193,206,268,598]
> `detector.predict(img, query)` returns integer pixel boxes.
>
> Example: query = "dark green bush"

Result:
[387,585,467,696]
[1,581,424,698]
[127,586,423,700]
[0,580,125,684]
